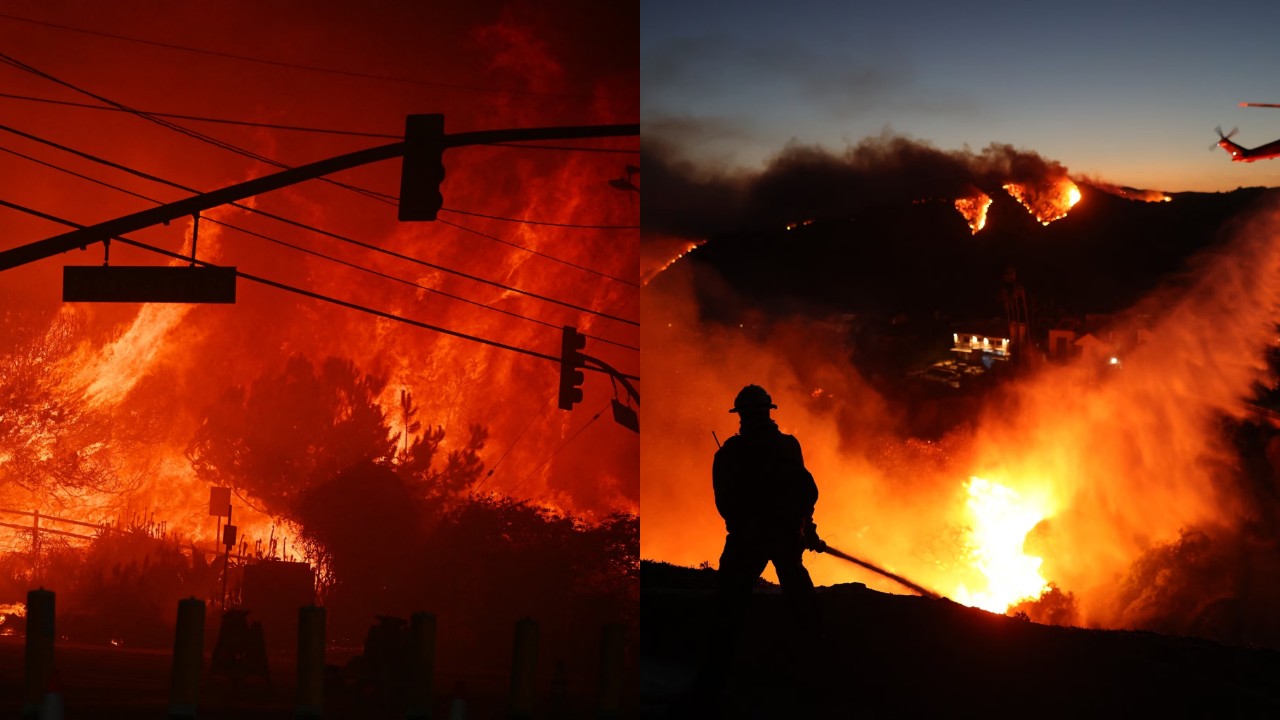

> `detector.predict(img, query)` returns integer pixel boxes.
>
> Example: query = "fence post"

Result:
[509,617,538,720]
[597,623,625,719]
[169,597,205,719]
[23,588,55,720]
[407,611,437,719]
[296,604,325,719]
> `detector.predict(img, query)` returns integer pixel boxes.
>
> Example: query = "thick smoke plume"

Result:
[643,132,1069,237]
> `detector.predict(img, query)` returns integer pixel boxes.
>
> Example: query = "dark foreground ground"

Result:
[0,635,624,719]
[641,562,1280,719]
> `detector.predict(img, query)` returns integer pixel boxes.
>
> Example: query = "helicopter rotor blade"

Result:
[1212,126,1239,151]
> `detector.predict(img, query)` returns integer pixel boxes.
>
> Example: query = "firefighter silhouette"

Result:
[696,384,822,703]
[714,384,820,610]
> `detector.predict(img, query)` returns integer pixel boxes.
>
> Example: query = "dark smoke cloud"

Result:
[643,130,1070,238]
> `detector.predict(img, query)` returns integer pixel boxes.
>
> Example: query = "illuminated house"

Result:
[951,321,1012,366]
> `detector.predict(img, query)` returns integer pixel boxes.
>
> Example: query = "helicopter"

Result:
[1213,103,1280,162]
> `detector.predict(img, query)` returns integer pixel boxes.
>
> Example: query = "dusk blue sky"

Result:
[643,1,1280,192]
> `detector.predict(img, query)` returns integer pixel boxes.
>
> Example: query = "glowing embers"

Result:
[1003,179,1081,226]
[954,477,1052,613]
[954,193,992,234]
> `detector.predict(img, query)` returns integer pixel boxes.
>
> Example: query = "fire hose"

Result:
[805,523,942,600]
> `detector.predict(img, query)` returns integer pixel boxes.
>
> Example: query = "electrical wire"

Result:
[440,206,640,230]
[0,58,641,284]
[0,11,607,99]
[484,142,639,155]
[506,402,610,494]
[0,91,640,152]
[0,51,395,206]
[438,218,638,288]
[0,91,401,138]
[471,396,554,495]
[0,121,639,327]
[0,196,640,381]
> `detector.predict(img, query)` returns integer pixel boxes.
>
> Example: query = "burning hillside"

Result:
[642,180,1280,647]
[643,133,1081,238]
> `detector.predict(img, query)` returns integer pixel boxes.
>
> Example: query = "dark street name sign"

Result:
[63,266,237,303]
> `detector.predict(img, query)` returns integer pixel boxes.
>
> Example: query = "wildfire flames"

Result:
[954,477,1052,612]
[643,199,1280,640]
[1003,179,1082,225]
[954,193,992,234]
[642,235,706,286]
[0,3,638,659]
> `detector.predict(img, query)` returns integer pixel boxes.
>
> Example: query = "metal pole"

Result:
[221,505,231,610]
[0,119,637,272]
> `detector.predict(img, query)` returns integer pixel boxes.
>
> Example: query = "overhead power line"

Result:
[440,207,640,230]
[0,54,639,283]
[438,219,638,288]
[0,196,639,381]
[484,142,639,155]
[0,51,396,206]
[0,91,639,152]
[507,402,610,494]
[0,121,639,327]
[0,11,606,100]
[0,91,400,138]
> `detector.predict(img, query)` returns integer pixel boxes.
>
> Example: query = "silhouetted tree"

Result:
[293,460,427,634]
[186,355,397,513]
[420,496,638,671]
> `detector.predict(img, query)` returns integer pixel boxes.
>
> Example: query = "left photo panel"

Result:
[0,2,638,717]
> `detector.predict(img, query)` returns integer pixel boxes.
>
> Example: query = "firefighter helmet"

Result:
[729,384,777,414]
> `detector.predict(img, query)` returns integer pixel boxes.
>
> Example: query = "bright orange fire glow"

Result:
[642,235,706,286]
[954,193,992,234]
[643,202,1280,632]
[0,6,638,621]
[953,477,1052,612]
[1003,179,1081,225]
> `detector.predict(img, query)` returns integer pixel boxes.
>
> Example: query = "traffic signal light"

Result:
[558,326,587,410]
[399,113,445,221]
